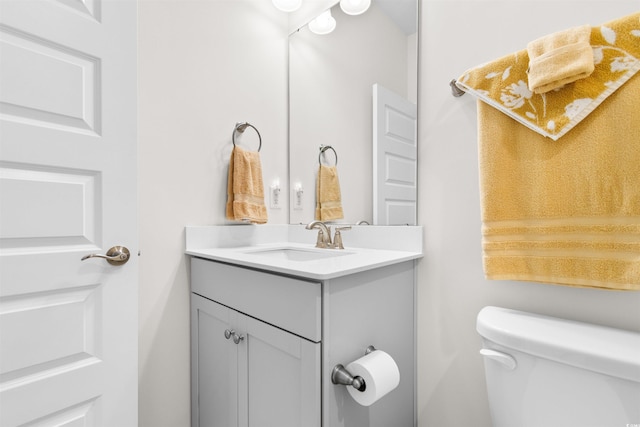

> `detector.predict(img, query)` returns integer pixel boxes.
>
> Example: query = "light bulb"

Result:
[272,0,302,13]
[339,0,371,15]
[308,10,336,35]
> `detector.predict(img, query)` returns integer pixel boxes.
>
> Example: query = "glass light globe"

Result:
[339,0,371,15]
[272,0,302,12]
[309,10,336,35]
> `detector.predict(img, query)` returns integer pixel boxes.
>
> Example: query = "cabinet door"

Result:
[191,295,239,427]
[237,314,321,427]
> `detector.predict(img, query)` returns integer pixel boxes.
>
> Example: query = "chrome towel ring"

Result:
[232,122,262,152]
[319,145,338,166]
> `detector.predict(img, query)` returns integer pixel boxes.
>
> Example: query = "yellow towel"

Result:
[456,12,640,140]
[527,24,594,94]
[315,165,344,221]
[225,146,268,224]
[458,13,640,291]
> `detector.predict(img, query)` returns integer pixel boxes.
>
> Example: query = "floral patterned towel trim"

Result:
[456,12,640,141]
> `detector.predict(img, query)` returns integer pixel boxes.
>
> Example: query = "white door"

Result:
[372,84,417,225]
[0,0,138,425]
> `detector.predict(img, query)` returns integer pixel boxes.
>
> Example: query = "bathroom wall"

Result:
[138,1,640,426]
[138,1,288,425]
[417,1,640,426]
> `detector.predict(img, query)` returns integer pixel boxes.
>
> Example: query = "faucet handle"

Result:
[315,229,328,248]
[333,226,351,249]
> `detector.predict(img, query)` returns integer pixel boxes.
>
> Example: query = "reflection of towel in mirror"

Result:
[315,165,344,221]
[225,146,267,224]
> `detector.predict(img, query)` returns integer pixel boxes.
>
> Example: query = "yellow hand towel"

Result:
[315,165,344,221]
[457,12,640,291]
[225,146,268,224]
[527,24,595,94]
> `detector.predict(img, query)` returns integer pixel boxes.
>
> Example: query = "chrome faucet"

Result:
[305,221,351,249]
[305,220,332,248]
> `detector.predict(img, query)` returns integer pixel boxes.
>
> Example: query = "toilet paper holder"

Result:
[331,345,377,392]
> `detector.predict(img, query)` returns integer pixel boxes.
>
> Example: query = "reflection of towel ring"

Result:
[232,122,262,152]
[319,145,338,166]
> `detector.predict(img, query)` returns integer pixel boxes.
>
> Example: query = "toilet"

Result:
[476,306,640,427]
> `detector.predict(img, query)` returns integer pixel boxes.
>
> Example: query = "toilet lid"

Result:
[476,306,640,382]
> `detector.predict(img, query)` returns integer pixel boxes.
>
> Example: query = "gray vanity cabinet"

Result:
[191,259,322,427]
[191,296,236,426]
[190,255,416,427]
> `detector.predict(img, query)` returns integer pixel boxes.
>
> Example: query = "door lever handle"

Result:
[81,246,130,265]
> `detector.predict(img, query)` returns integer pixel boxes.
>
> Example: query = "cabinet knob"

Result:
[232,332,245,345]
[224,329,244,344]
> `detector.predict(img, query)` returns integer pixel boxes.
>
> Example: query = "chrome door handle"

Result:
[224,329,234,340]
[81,246,130,265]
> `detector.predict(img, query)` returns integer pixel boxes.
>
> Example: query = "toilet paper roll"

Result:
[345,350,400,406]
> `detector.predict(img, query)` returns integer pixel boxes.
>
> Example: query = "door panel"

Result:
[0,25,100,135]
[0,163,99,248]
[0,0,137,424]
[0,284,100,375]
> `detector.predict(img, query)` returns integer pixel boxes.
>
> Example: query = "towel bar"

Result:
[319,144,338,166]
[232,122,262,152]
[450,79,466,97]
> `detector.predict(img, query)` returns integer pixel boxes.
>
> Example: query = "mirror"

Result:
[289,0,418,225]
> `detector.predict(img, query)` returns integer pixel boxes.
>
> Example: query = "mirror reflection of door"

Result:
[373,84,417,225]
[289,0,417,225]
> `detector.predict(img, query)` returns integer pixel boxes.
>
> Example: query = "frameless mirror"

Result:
[289,0,418,225]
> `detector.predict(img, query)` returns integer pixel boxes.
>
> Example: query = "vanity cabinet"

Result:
[190,255,416,427]
[191,295,320,427]
[191,259,321,427]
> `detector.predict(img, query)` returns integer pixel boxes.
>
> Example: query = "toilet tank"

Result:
[476,306,640,427]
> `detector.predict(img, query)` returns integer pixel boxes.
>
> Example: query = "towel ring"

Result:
[319,145,338,166]
[232,122,262,152]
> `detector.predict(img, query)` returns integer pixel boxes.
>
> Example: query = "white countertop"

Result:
[185,225,423,280]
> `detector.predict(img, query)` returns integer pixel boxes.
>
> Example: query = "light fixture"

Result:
[308,9,336,35]
[339,0,371,15]
[272,0,302,13]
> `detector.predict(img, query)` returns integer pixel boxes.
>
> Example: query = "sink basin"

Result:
[243,247,352,262]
